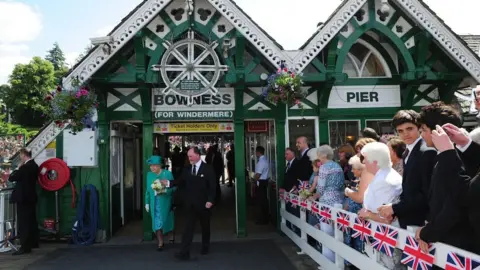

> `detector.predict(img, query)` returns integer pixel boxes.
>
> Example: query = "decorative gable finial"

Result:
[185,0,194,16]
[380,0,390,13]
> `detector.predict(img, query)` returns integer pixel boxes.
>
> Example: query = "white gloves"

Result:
[145,204,149,212]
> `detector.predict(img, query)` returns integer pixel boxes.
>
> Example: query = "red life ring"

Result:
[38,158,76,208]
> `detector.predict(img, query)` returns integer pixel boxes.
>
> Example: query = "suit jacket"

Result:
[297,149,313,182]
[392,139,437,228]
[420,149,474,252]
[171,162,216,209]
[283,158,300,191]
[440,142,480,253]
[9,159,39,204]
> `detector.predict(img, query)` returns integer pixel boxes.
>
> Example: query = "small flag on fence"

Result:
[311,201,320,214]
[336,212,350,232]
[297,180,310,190]
[290,194,300,207]
[445,251,480,270]
[401,235,435,270]
[320,206,332,224]
[352,217,372,243]
[300,198,308,210]
[371,224,399,257]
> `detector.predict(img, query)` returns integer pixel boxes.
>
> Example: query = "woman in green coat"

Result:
[145,155,176,251]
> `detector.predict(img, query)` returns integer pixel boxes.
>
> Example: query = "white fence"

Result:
[0,188,17,252]
[279,190,480,270]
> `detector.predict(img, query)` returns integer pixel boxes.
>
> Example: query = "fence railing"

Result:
[280,190,480,270]
[0,188,17,252]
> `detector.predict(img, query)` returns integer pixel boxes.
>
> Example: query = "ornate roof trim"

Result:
[63,0,291,88]
[293,0,367,72]
[295,0,480,83]
[63,0,172,89]
[207,0,289,68]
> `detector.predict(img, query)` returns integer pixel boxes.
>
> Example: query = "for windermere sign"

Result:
[152,88,234,120]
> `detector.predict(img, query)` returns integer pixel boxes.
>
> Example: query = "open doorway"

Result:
[110,122,144,240]
[154,131,238,239]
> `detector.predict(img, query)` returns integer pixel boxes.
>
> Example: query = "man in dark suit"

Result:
[163,147,216,261]
[206,144,224,204]
[283,147,301,235]
[378,110,437,229]
[9,148,39,255]
[295,136,313,181]
[413,103,474,256]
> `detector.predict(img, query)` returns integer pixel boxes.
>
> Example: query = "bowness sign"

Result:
[152,88,234,120]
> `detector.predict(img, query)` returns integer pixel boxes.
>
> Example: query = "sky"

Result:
[0,0,479,85]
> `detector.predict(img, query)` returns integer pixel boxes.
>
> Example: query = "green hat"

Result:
[147,155,162,165]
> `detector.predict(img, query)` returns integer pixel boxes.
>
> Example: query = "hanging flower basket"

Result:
[262,62,307,107]
[45,86,98,134]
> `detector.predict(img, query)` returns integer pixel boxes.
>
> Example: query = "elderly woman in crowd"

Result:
[387,137,406,175]
[307,145,345,263]
[345,138,376,204]
[358,142,404,269]
[343,155,365,268]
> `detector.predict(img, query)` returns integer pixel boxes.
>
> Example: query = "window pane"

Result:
[366,120,394,136]
[350,43,370,66]
[289,119,316,150]
[329,121,359,150]
[362,54,386,77]
[343,55,359,78]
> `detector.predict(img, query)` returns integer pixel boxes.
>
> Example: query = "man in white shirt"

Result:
[253,146,270,225]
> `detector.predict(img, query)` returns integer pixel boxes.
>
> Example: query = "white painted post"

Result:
[334,203,345,269]
[297,205,308,255]
[281,197,286,225]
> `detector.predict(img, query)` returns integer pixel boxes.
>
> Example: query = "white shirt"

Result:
[456,138,472,153]
[286,158,295,171]
[192,160,202,175]
[363,167,403,213]
[404,137,422,163]
[255,155,270,180]
[300,148,309,158]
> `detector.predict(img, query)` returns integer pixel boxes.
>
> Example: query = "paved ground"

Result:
[23,240,296,270]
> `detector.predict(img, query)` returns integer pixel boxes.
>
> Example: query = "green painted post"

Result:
[142,122,153,241]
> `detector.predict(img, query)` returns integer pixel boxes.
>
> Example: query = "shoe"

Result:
[12,249,31,256]
[157,245,164,252]
[174,252,190,261]
[200,247,209,255]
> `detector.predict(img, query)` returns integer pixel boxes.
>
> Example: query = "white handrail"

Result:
[279,190,480,270]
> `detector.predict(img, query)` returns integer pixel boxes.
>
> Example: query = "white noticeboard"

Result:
[63,129,98,167]
[328,85,401,109]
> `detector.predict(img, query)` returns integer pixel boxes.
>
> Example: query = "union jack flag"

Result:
[401,235,435,270]
[445,251,480,270]
[336,212,350,232]
[279,191,285,201]
[352,217,372,243]
[371,224,399,257]
[320,205,332,224]
[299,198,308,210]
[297,180,310,190]
[290,194,300,208]
[310,201,320,214]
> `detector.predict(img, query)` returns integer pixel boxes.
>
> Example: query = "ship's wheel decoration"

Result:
[153,31,228,105]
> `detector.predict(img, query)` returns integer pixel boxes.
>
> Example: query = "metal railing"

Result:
[0,188,17,252]
[280,190,480,270]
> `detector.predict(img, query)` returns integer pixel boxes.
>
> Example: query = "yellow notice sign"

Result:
[154,122,234,133]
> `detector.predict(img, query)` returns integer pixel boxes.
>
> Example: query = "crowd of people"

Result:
[0,135,24,189]
[283,95,480,269]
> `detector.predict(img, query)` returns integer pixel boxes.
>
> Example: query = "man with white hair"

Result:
[359,142,402,222]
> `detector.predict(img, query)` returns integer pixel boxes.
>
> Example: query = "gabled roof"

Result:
[295,0,480,83]
[63,0,289,88]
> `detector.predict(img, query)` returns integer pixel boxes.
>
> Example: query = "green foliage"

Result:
[45,42,67,71]
[6,57,56,127]
[45,42,69,84]
[0,114,38,140]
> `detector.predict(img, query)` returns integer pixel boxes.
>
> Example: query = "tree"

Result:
[5,57,56,127]
[75,44,94,64]
[45,42,69,84]
[45,42,66,71]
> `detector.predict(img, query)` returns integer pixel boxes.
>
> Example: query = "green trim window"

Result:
[365,119,394,137]
[342,39,391,78]
[328,120,360,149]
[287,117,319,150]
